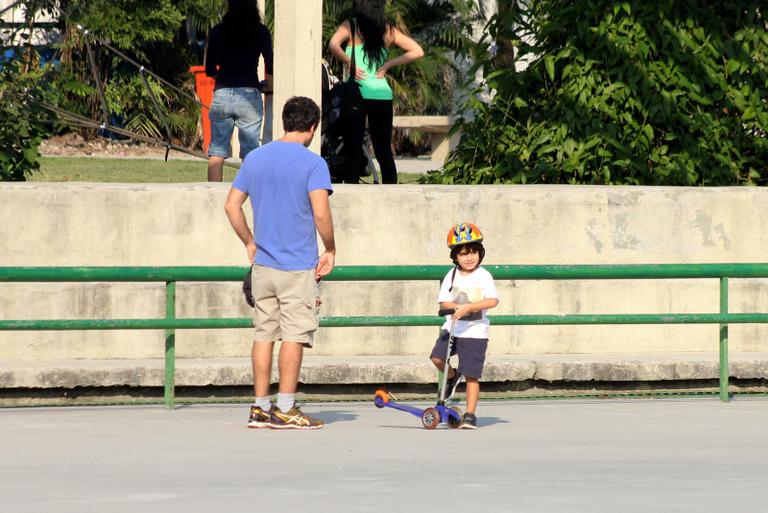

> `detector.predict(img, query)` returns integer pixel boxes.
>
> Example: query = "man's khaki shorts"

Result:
[250,265,320,346]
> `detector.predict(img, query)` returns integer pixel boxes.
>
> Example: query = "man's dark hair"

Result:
[282,96,320,132]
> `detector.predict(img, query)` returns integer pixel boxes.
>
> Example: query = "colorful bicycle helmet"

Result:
[446,222,484,248]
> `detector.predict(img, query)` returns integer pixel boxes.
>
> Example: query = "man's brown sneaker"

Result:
[269,406,325,430]
[247,405,272,429]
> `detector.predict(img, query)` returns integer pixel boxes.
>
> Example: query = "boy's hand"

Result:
[452,304,473,320]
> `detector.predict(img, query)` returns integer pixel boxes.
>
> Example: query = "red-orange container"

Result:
[189,65,215,152]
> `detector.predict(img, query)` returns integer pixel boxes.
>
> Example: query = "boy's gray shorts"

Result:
[430,330,488,379]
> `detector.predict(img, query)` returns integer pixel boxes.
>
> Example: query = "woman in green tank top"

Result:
[328,0,424,184]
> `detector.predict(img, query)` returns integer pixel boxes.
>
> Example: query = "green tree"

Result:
[0,0,57,180]
[54,0,213,141]
[0,62,50,181]
[427,0,768,185]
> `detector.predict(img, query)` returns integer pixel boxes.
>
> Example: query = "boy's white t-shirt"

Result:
[438,266,498,339]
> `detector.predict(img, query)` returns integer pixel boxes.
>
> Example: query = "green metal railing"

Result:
[3,263,768,408]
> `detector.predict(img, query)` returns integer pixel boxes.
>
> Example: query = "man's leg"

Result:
[252,340,275,398]
[269,340,323,429]
[277,341,303,395]
[247,265,279,428]
[267,270,324,429]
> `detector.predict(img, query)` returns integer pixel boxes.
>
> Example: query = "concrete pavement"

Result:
[1,398,767,513]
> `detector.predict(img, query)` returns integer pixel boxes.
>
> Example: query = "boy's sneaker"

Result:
[442,369,463,401]
[459,412,477,430]
[269,406,325,430]
[247,405,272,429]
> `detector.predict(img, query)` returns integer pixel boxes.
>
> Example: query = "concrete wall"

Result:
[2,182,768,365]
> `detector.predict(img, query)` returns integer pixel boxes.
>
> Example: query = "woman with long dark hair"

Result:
[205,0,273,181]
[328,0,424,184]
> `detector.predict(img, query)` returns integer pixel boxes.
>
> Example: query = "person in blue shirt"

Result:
[224,97,335,430]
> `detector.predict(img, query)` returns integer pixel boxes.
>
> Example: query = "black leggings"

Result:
[342,99,397,184]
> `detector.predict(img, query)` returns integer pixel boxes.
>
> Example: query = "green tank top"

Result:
[345,44,393,101]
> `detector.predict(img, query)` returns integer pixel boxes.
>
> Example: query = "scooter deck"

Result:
[374,389,462,429]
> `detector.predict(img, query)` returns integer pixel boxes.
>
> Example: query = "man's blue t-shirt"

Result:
[232,141,332,271]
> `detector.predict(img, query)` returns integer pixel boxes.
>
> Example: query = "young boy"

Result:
[430,222,499,429]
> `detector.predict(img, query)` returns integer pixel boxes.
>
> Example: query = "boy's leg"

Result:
[430,330,454,374]
[455,337,487,411]
[460,378,480,429]
[465,377,480,413]
[430,356,447,372]
[430,331,462,399]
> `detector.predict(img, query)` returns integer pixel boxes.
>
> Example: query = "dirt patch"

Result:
[39,133,180,158]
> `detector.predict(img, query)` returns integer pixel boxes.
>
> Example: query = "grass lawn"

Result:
[35,157,424,184]
[36,157,231,183]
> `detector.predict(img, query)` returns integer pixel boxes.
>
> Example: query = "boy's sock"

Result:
[276,393,295,412]
[254,396,272,411]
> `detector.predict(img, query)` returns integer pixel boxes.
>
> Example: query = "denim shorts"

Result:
[208,87,263,159]
[430,329,488,379]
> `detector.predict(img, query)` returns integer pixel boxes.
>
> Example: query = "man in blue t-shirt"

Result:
[225,96,335,430]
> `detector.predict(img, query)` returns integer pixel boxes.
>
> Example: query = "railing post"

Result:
[165,280,176,410]
[436,279,444,395]
[719,277,729,403]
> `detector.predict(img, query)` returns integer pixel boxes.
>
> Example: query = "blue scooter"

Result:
[374,309,463,429]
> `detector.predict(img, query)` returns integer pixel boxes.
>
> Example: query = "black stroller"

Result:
[321,60,379,184]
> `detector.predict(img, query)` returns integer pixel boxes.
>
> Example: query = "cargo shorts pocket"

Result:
[293,297,320,347]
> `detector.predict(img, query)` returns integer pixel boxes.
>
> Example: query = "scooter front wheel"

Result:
[374,389,391,408]
[421,407,440,429]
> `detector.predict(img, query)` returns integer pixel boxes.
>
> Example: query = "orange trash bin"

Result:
[190,65,215,153]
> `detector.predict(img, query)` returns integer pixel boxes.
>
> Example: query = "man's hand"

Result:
[315,251,335,281]
[246,241,257,263]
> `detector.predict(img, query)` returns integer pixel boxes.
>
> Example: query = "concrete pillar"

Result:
[273,0,323,153]
[257,0,273,145]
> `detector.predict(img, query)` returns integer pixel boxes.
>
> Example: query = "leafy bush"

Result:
[0,62,50,181]
[57,0,198,143]
[427,0,768,185]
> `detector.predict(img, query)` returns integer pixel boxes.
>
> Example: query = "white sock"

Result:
[276,393,295,412]
[254,397,272,411]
